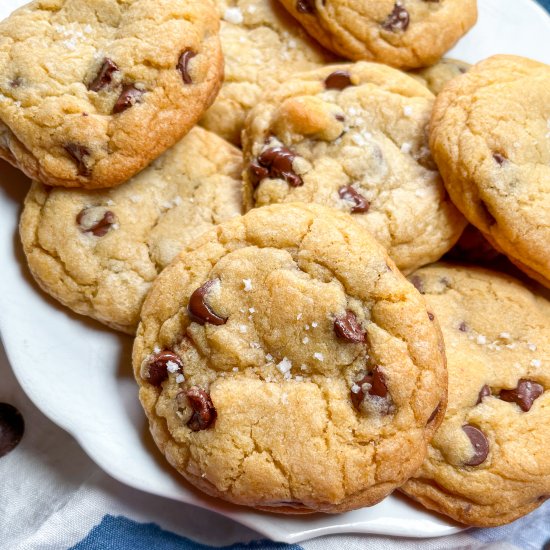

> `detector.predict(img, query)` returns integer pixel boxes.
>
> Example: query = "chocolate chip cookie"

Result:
[276,0,477,69]
[430,55,550,288]
[402,263,550,526]
[0,0,223,188]
[242,62,466,274]
[410,58,471,95]
[200,0,334,145]
[133,202,447,513]
[20,128,243,334]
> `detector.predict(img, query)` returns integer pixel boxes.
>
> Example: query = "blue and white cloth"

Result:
[2,1,550,547]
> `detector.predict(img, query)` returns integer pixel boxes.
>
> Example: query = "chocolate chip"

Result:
[88,58,119,92]
[296,0,315,13]
[76,207,116,237]
[459,321,468,332]
[184,387,217,431]
[477,384,491,405]
[324,70,353,90]
[462,424,489,466]
[249,161,269,185]
[382,3,410,32]
[427,311,435,321]
[335,114,345,122]
[499,379,544,412]
[144,350,183,387]
[177,49,196,84]
[64,143,91,177]
[188,279,227,326]
[250,147,303,188]
[338,185,370,213]
[10,77,22,88]
[493,152,506,165]
[351,367,389,410]
[427,402,441,424]
[409,275,425,294]
[0,403,24,458]
[113,84,144,114]
[334,311,365,343]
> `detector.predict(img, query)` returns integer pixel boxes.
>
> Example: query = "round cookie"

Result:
[402,263,550,527]
[430,55,550,288]
[275,0,477,69]
[410,58,471,95]
[0,0,223,188]
[200,0,334,145]
[242,62,466,274]
[133,202,448,513]
[20,127,243,334]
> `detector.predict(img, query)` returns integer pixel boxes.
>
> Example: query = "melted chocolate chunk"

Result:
[0,403,25,458]
[477,384,491,405]
[462,424,489,466]
[458,321,468,332]
[427,311,435,321]
[382,3,410,32]
[10,77,22,88]
[185,387,217,431]
[499,379,544,412]
[338,185,370,213]
[177,49,196,84]
[64,143,91,177]
[76,207,116,237]
[188,280,227,325]
[334,311,365,343]
[296,0,315,14]
[113,84,144,114]
[88,58,119,92]
[351,367,389,410]
[144,350,183,387]
[250,147,303,187]
[324,70,353,90]
[493,152,506,165]
[409,275,425,294]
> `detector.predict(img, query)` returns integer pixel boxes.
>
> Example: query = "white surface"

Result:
[0,0,549,543]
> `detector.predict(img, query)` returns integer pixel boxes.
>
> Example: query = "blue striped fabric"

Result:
[70,516,302,550]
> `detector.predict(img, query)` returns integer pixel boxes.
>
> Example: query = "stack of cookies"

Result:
[2,0,549,528]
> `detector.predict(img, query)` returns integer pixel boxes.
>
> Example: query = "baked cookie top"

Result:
[133,202,447,513]
[276,0,477,69]
[0,0,223,188]
[200,0,333,145]
[20,127,243,334]
[242,62,466,274]
[430,55,550,288]
[410,58,470,95]
[403,263,550,527]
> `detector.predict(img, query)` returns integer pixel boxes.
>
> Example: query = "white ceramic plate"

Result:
[1,0,550,543]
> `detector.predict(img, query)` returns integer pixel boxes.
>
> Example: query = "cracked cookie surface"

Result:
[200,0,334,145]
[430,55,550,288]
[133,202,447,513]
[276,0,477,69]
[402,263,550,526]
[242,62,466,274]
[0,0,223,188]
[20,127,243,334]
